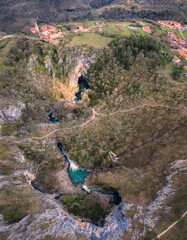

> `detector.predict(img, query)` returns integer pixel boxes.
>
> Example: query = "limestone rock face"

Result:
[68,54,96,87]
[0,200,128,240]
[0,101,25,124]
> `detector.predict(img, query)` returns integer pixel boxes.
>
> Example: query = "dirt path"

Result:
[156,211,187,239]
[0,104,185,145]
[23,104,186,143]
[94,104,185,117]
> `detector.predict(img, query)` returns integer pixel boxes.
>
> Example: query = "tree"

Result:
[171,65,185,80]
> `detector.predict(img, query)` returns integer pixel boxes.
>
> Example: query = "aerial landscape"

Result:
[0,0,187,239]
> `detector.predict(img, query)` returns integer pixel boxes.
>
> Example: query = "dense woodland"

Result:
[88,35,173,105]
[0,0,186,32]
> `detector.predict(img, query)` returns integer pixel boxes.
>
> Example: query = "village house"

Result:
[30,28,36,33]
[158,20,181,29]
[173,21,181,27]
[136,21,144,26]
[172,55,181,65]
[49,39,59,45]
[158,21,174,28]
[175,39,186,45]
[168,33,175,40]
[179,50,187,60]
[41,25,56,33]
[143,26,151,33]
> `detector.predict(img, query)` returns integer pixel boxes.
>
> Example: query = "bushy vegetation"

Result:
[0,186,44,223]
[88,35,170,105]
[171,64,185,81]
[110,36,163,69]
[62,193,110,224]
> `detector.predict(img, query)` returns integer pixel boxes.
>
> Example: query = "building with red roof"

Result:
[179,50,187,60]
[143,26,151,33]
[49,39,59,44]
[137,21,143,25]
[41,25,56,33]
[172,55,181,65]
[158,20,182,28]
[30,27,36,33]
[169,33,175,40]
[173,22,181,27]
[158,21,173,28]
[175,39,185,45]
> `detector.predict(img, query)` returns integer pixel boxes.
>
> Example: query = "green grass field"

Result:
[156,28,165,34]
[134,27,148,36]
[174,30,183,39]
[102,26,131,36]
[105,21,134,26]
[67,33,113,48]
[183,30,187,39]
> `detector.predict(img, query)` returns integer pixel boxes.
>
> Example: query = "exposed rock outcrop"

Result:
[68,54,96,87]
[0,101,25,124]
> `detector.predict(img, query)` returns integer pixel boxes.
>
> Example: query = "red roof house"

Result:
[41,25,56,33]
[179,50,187,60]
[137,21,143,25]
[158,21,174,28]
[173,22,181,27]
[169,33,174,40]
[143,26,151,33]
[172,55,181,65]
[30,27,36,33]
[175,39,185,45]
[49,39,59,44]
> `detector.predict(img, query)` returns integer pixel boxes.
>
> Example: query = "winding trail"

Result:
[156,211,187,239]
[1,104,185,144]
[28,104,185,141]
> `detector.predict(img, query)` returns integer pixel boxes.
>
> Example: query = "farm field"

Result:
[134,27,147,36]
[102,25,132,36]
[67,32,113,48]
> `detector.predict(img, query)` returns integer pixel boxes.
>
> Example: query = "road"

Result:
[0,35,42,41]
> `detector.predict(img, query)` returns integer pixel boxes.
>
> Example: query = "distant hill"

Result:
[0,0,186,32]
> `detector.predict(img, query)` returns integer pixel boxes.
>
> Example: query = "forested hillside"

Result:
[0,0,186,32]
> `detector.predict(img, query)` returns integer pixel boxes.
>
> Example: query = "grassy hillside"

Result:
[67,33,113,48]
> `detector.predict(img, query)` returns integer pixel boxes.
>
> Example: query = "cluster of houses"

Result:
[30,21,106,44]
[158,20,187,77]
[30,23,62,44]
[158,20,187,60]
[136,21,151,33]
[158,21,181,28]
